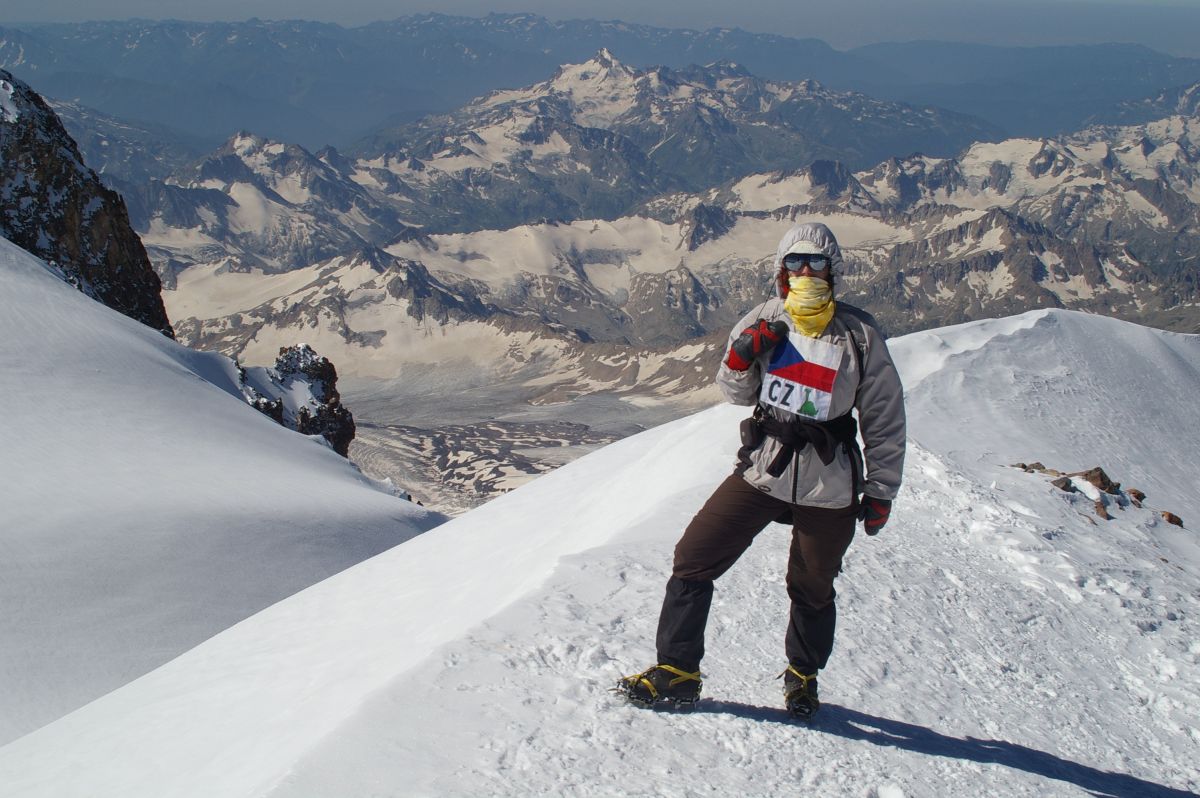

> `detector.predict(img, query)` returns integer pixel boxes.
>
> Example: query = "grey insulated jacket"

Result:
[716,298,906,508]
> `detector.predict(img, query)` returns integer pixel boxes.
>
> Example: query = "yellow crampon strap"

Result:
[628,664,702,699]
[780,665,816,687]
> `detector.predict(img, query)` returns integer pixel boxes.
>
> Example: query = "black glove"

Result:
[858,497,892,535]
[726,319,788,371]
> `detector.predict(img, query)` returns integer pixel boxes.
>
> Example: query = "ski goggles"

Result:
[782,253,832,273]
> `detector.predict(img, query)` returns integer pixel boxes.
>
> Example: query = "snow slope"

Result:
[0,236,442,745]
[2,307,1199,796]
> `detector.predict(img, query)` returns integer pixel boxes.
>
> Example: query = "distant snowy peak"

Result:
[470,48,641,130]
[839,115,1200,269]
[539,48,641,127]
[722,160,882,214]
[471,50,991,147]
[365,52,998,190]
[710,118,1199,332]
[182,131,339,194]
[143,131,414,273]
[128,52,999,265]
[858,116,1200,210]
[157,100,1200,379]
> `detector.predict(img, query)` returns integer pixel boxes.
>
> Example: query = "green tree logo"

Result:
[799,388,818,417]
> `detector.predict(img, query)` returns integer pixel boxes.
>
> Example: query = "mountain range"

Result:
[110,49,998,258]
[5,14,1200,149]
[153,73,1200,380]
[5,35,1200,512]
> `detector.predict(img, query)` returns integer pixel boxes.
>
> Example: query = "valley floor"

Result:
[343,378,704,513]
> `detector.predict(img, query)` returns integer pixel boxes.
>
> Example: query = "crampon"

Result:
[612,664,702,710]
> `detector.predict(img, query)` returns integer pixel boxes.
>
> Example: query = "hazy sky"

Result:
[3,0,1200,56]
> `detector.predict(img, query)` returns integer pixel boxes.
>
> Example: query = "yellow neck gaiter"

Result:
[784,275,835,337]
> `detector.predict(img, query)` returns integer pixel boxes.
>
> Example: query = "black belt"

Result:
[757,411,858,477]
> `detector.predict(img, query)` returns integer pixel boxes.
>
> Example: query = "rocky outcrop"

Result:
[238,345,356,457]
[0,70,173,337]
[1026,462,1184,526]
[275,345,356,457]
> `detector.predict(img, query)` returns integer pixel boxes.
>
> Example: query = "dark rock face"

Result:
[683,204,738,251]
[273,344,356,457]
[0,70,173,337]
[238,344,356,457]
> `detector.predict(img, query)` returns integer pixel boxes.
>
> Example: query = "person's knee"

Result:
[672,559,724,582]
[673,536,735,581]
[786,577,837,609]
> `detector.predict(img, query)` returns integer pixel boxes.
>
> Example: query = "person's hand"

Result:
[858,497,892,535]
[726,319,788,371]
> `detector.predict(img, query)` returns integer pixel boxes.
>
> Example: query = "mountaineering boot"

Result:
[781,665,820,720]
[615,664,702,709]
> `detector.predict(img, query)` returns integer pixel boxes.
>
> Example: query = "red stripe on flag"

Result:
[770,361,837,393]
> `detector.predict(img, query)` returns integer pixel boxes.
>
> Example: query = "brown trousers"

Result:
[655,474,858,673]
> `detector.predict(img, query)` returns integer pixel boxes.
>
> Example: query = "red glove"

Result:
[726,319,788,371]
[858,497,892,535]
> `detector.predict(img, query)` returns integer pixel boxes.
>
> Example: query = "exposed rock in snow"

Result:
[241,344,356,457]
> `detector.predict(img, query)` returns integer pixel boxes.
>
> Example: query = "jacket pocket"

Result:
[791,445,856,508]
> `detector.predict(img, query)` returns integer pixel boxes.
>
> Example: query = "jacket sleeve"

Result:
[854,321,907,500]
[714,301,780,406]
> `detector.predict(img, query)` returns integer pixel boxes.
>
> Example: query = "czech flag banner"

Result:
[759,333,843,420]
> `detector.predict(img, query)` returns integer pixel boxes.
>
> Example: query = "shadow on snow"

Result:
[695,700,1197,798]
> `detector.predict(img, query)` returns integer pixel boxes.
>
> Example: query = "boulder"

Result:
[1068,467,1121,494]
